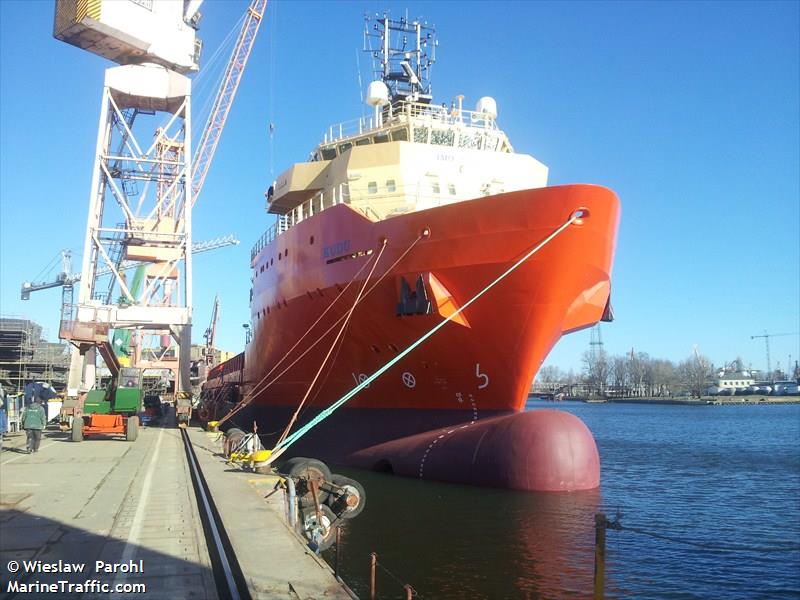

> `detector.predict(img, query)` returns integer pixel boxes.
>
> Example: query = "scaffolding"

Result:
[0,317,70,394]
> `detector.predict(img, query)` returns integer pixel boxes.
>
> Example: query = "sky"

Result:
[1,0,798,376]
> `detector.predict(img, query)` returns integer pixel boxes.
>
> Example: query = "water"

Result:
[322,401,800,599]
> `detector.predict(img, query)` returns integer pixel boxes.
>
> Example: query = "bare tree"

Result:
[610,356,628,396]
[627,351,650,397]
[538,365,563,384]
[583,349,610,396]
[651,359,680,396]
[680,352,713,397]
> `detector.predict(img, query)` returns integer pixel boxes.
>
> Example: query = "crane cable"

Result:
[275,239,388,447]
[267,209,588,462]
[211,231,425,429]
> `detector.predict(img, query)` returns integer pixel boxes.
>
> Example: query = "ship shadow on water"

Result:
[323,467,602,599]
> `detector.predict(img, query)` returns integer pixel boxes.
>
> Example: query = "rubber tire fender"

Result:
[126,416,139,442]
[327,474,366,519]
[71,417,83,443]
[223,427,246,457]
[287,458,331,506]
[300,504,339,552]
[276,456,311,475]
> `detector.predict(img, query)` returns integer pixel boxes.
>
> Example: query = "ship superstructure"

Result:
[254,15,547,255]
[203,14,620,492]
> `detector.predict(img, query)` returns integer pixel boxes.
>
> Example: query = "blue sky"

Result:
[1,0,798,375]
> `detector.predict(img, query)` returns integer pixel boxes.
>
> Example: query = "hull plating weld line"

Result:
[181,428,250,600]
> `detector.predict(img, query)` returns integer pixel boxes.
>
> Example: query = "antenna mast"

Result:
[364,13,436,104]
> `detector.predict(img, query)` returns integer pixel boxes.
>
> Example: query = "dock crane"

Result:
[750,331,799,381]
[21,236,239,301]
[193,0,268,206]
[203,295,221,365]
[52,0,268,427]
[20,237,239,351]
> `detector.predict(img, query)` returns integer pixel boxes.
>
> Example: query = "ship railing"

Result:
[251,183,351,260]
[251,176,487,259]
[320,99,502,147]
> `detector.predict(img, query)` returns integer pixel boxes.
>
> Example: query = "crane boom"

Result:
[21,236,239,300]
[192,0,268,206]
[750,331,800,381]
[204,294,221,365]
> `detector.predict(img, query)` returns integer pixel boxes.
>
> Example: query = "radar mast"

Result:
[364,13,437,104]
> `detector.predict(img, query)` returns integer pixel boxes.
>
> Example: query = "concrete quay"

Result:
[185,427,353,599]
[0,418,353,599]
[603,395,800,405]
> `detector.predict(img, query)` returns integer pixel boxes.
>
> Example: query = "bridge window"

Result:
[338,142,353,154]
[459,132,479,149]
[413,126,429,144]
[321,147,337,160]
[391,128,408,142]
[431,129,455,146]
[374,132,390,144]
[356,137,371,146]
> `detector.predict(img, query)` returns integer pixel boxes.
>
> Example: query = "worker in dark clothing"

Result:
[20,400,46,453]
[24,380,57,406]
[0,386,7,451]
[23,378,36,406]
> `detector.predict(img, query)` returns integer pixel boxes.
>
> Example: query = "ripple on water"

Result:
[323,402,800,599]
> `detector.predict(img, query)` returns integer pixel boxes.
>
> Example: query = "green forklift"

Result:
[71,366,143,442]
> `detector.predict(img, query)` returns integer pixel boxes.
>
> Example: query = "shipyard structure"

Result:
[0,317,70,394]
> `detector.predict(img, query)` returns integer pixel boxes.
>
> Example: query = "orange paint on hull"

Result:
[242,184,619,415]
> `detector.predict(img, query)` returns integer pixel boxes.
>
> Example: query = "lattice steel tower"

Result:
[54,0,203,421]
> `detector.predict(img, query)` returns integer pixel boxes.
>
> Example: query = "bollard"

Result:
[334,527,342,579]
[404,584,414,599]
[594,513,607,600]
[370,552,377,600]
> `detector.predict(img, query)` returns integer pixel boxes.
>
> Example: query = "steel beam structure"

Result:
[64,64,194,417]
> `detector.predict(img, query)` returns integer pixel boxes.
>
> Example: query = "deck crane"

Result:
[203,295,221,365]
[52,0,269,428]
[750,331,800,381]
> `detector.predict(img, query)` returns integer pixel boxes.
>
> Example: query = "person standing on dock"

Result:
[0,385,7,451]
[20,399,46,454]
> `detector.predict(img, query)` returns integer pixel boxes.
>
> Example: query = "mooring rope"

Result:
[250,232,424,398]
[275,239,388,446]
[270,209,587,458]
[212,232,424,429]
[607,516,800,553]
[213,251,375,429]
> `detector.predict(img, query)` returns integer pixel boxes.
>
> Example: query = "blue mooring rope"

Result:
[273,210,585,453]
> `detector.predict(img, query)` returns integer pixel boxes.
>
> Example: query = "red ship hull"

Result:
[203,184,619,491]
